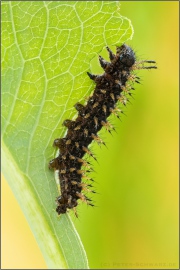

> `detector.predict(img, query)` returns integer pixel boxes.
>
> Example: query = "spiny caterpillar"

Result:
[49,44,157,217]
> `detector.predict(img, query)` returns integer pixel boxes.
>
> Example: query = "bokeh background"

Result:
[2,1,179,269]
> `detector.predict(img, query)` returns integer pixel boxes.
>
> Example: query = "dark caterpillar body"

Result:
[49,44,157,216]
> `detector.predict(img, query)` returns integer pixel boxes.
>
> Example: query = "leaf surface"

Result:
[1,1,133,268]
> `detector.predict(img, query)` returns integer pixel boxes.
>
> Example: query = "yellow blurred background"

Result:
[2,1,179,269]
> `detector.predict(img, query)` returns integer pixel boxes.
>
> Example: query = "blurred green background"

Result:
[2,1,178,269]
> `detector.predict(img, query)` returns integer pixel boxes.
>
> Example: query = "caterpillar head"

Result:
[117,44,136,67]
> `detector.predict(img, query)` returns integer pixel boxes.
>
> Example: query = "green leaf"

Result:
[2,1,133,268]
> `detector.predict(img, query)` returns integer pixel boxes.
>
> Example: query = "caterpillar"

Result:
[49,44,157,217]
